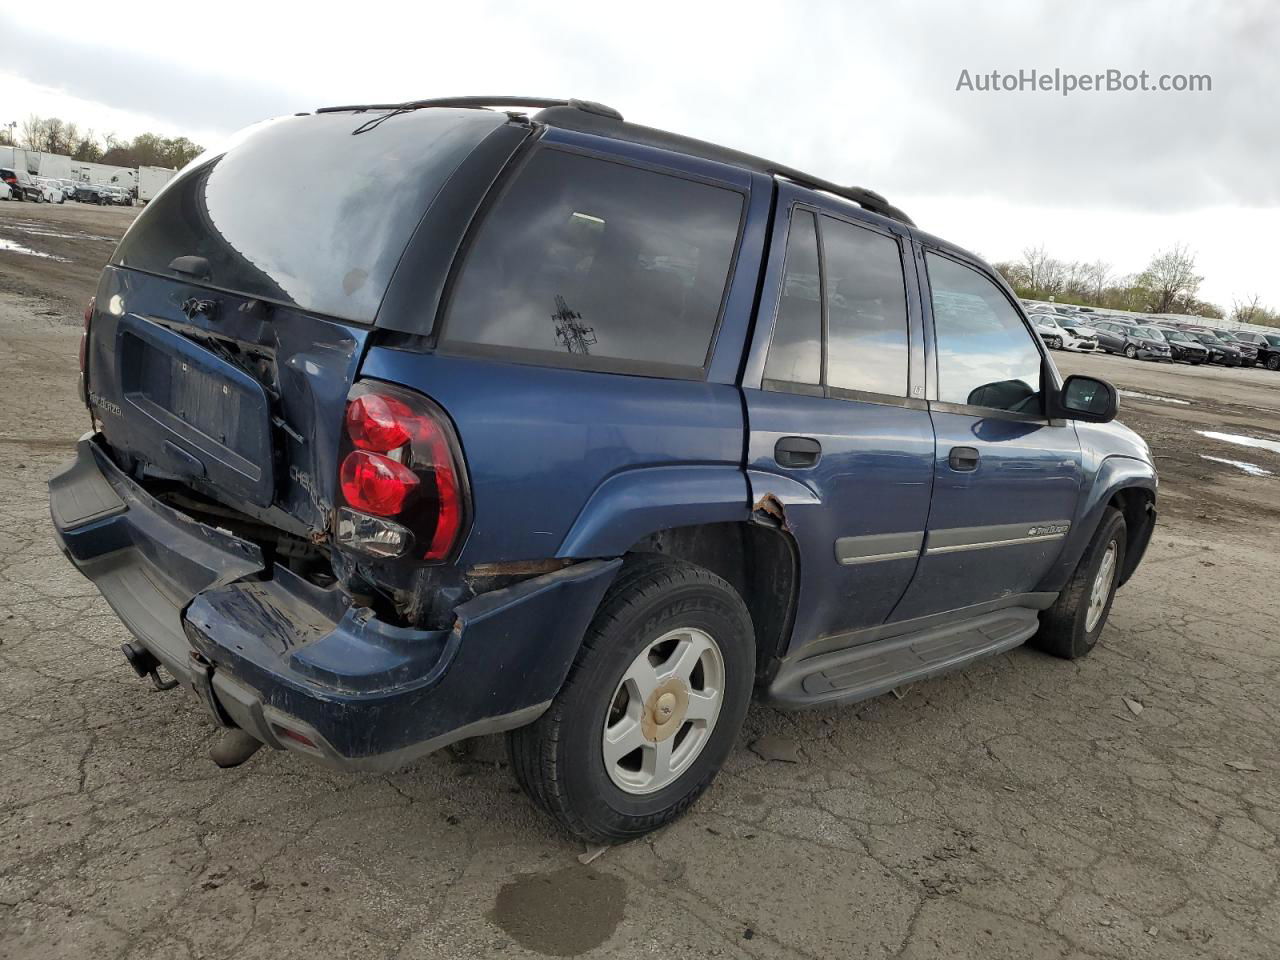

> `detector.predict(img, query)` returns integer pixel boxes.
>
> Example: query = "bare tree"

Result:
[1040,257,1066,297]
[1137,244,1202,314]
[1019,244,1052,292]
[1231,294,1262,325]
[20,114,47,151]
[1085,260,1111,300]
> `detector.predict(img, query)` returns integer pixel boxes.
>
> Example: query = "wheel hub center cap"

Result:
[642,679,689,742]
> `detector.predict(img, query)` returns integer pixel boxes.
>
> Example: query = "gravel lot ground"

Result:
[2,200,1278,960]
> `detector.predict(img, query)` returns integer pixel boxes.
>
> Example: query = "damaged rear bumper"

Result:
[50,436,620,772]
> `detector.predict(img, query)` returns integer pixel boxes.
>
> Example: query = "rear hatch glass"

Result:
[111,108,512,325]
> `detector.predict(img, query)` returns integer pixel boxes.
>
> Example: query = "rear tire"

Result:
[1267,355,1280,371]
[508,556,755,843]
[1031,507,1127,660]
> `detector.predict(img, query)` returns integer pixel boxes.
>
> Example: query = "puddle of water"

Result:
[1201,455,1273,477]
[3,224,114,242]
[1197,430,1280,456]
[488,865,626,956]
[0,238,70,262]
[1118,389,1191,406]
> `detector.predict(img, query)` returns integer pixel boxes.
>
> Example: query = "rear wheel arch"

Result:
[624,521,800,685]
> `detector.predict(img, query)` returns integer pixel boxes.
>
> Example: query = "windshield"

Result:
[112,108,514,324]
[1135,326,1165,340]
[1163,330,1193,342]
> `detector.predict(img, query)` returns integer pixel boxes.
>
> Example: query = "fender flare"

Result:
[556,464,751,558]
[1040,455,1156,592]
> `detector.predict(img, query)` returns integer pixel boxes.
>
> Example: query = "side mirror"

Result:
[1054,375,1117,423]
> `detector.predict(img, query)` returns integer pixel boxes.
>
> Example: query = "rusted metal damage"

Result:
[466,558,574,578]
[752,492,789,530]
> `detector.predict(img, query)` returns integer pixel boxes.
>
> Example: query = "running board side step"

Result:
[766,608,1040,709]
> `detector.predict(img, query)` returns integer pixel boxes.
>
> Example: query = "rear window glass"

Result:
[443,149,743,376]
[111,109,511,324]
[762,209,821,388]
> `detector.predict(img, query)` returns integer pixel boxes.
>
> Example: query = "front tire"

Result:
[1267,355,1280,371]
[508,557,755,843]
[1124,344,1138,360]
[1031,507,1127,659]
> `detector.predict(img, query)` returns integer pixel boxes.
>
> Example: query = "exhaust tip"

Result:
[210,729,264,768]
[120,641,158,679]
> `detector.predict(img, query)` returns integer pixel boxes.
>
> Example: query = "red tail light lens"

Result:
[345,394,417,452]
[337,383,469,562]
[340,450,419,516]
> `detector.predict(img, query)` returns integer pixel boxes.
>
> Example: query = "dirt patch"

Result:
[0,200,138,311]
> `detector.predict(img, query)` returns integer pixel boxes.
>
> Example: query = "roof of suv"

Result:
[315,96,916,227]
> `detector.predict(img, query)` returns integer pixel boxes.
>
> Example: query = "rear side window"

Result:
[821,216,909,397]
[762,209,821,388]
[112,109,512,324]
[926,253,1043,414]
[444,149,743,376]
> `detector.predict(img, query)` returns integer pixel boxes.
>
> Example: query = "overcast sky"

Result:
[2,0,1276,309]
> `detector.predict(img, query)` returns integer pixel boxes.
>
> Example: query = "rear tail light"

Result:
[335,382,469,562]
[340,450,419,515]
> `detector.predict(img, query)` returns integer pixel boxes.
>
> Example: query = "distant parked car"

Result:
[0,167,41,201]
[1152,326,1209,365]
[0,180,11,201]
[1262,333,1280,371]
[34,178,65,204]
[1191,331,1245,366]
[1216,331,1262,367]
[101,185,134,206]
[1221,331,1280,370]
[74,183,110,205]
[1033,314,1099,352]
[1092,320,1172,361]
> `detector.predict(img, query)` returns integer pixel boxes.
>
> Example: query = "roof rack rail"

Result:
[769,173,914,226]
[316,96,623,120]
[530,104,914,226]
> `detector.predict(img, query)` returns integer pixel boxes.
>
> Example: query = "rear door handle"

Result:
[775,436,821,468]
[948,446,980,472]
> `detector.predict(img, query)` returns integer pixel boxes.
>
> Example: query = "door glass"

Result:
[821,216,909,397]
[763,209,821,387]
[926,253,1043,414]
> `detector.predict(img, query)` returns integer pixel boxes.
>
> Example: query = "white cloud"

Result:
[2,0,1277,309]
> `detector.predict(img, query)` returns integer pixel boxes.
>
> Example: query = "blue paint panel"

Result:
[358,350,746,564]
[744,390,935,647]
[557,464,749,557]
[890,411,1084,621]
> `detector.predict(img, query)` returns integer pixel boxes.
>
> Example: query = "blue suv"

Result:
[50,97,1157,842]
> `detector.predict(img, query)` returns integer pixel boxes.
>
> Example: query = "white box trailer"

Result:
[35,153,74,180]
[137,165,176,202]
[0,146,35,174]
